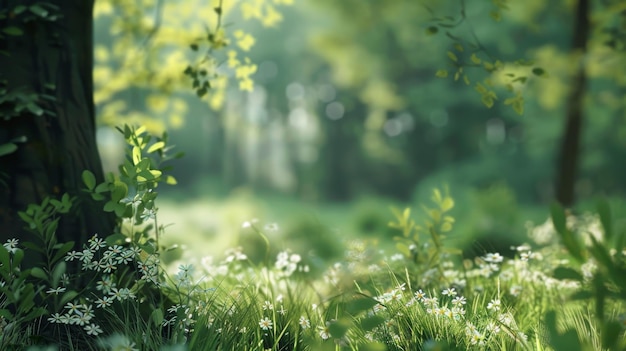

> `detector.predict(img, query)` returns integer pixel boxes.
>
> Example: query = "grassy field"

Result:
[3,188,625,350]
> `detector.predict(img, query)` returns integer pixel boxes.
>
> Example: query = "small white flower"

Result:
[3,238,19,253]
[84,323,103,336]
[259,317,273,330]
[509,285,522,297]
[95,296,113,308]
[442,288,457,297]
[65,251,80,261]
[318,323,330,340]
[48,313,63,323]
[46,287,66,295]
[299,316,310,329]
[483,252,504,263]
[452,296,466,306]
[487,299,501,311]
[262,301,273,311]
[414,289,426,301]
[64,302,82,315]
[264,223,279,233]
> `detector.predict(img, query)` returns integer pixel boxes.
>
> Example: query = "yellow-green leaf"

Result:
[82,170,96,190]
[147,141,165,153]
[441,197,454,212]
[132,146,142,165]
[481,95,495,108]
[165,175,177,185]
[135,126,147,136]
[447,51,458,62]
[470,53,481,65]
[435,69,448,78]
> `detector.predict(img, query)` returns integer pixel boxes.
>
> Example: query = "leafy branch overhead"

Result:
[93,0,293,133]
[427,1,548,115]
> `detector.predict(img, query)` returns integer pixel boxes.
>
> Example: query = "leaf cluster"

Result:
[548,200,626,350]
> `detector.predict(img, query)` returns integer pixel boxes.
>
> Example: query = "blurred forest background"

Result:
[91,0,626,263]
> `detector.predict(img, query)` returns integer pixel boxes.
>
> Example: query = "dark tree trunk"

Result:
[0,1,115,261]
[555,0,589,207]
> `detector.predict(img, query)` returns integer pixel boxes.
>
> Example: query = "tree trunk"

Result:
[0,1,115,262]
[555,0,589,207]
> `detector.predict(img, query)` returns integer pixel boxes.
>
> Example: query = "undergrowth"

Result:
[1,126,624,351]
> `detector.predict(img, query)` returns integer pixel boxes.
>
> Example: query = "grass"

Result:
[3,127,624,350]
[3,201,625,350]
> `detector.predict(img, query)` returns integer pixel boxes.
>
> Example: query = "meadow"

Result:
[1,126,624,351]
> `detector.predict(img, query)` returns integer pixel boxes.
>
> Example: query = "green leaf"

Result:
[0,142,17,157]
[328,319,350,339]
[29,4,49,17]
[346,296,379,315]
[0,245,10,268]
[114,203,127,218]
[190,43,199,51]
[30,267,48,281]
[26,102,43,116]
[532,67,546,76]
[360,315,385,331]
[51,261,66,287]
[91,193,106,201]
[60,290,78,306]
[2,26,23,36]
[545,311,582,351]
[51,241,74,264]
[13,5,27,14]
[82,170,96,190]
[587,235,613,270]
[197,87,208,97]
[111,181,128,202]
[569,289,593,301]
[95,182,110,194]
[105,234,128,246]
[103,201,116,212]
[602,321,622,349]
[12,248,24,266]
[151,308,164,326]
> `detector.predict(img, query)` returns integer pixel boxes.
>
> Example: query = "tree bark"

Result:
[0,1,115,261]
[555,0,589,207]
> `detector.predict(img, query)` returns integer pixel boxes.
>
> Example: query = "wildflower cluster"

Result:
[275,250,309,277]
[45,234,147,336]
